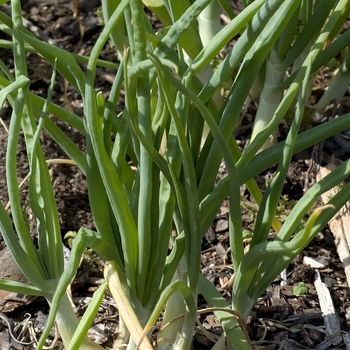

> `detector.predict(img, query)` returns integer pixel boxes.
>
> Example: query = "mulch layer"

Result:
[0,1,350,349]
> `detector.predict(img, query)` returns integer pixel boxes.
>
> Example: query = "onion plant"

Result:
[250,0,350,149]
[0,0,349,349]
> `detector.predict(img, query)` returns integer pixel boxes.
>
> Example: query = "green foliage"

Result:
[293,281,309,296]
[95,7,105,26]
[0,0,349,349]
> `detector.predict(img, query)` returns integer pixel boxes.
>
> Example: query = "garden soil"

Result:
[0,1,350,349]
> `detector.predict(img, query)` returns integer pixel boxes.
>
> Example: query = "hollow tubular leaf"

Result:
[233,205,335,319]
[67,282,108,350]
[84,0,139,294]
[197,0,303,202]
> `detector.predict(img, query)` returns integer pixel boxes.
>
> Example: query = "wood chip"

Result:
[317,163,350,349]
[215,243,226,261]
[215,219,229,233]
[317,165,350,288]
[314,270,342,346]
[0,247,37,313]
[342,332,350,350]
[205,226,216,242]
[303,256,329,269]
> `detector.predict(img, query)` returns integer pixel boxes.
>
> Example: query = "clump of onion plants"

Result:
[0,0,349,349]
